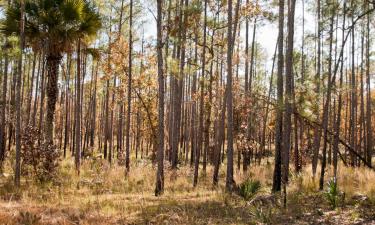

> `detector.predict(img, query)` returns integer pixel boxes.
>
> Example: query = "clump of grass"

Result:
[238,179,261,200]
[251,205,273,224]
[17,211,41,225]
[0,176,23,200]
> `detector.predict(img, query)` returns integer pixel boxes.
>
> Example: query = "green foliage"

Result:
[1,0,102,53]
[325,178,340,209]
[239,179,261,200]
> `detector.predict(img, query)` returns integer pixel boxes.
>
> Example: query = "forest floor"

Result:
[0,157,374,225]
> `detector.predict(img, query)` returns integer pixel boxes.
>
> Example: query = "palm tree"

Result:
[2,0,101,144]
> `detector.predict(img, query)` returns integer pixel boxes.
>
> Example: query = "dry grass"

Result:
[0,157,374,224]
[286,162,375,201]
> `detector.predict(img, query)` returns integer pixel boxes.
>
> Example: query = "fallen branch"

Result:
[294,112,373,170]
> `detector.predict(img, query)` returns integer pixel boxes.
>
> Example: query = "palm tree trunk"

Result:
[45,53,62,144]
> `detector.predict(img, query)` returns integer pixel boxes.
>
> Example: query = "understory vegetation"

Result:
[0,158,374,224]
[1,0,375,224]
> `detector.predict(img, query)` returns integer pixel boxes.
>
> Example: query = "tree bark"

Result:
[75,40,82,174]
[155,0,165,196]
[125,0,133,173]
[312,0,322,176]
[319,13,335,190]
[365,0,372,167]
[45,52,62,144]
[15,0,25,186]
[226,0,235,192]
[272,0,284,193]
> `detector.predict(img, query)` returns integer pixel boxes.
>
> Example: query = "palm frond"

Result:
[61,0,84,22]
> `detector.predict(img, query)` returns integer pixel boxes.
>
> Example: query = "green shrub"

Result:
[325,178,339,209]
[239,179,261,200]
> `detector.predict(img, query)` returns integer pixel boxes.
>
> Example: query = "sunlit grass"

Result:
[0,155,374,224]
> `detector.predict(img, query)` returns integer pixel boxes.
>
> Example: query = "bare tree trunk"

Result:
[261,41,277,172]
[125,0,133,173]
[14,0,25,186]
[0,39,9,171]
[333,3,346,178]
[247,17,257,148]
[298,0,305,173]
[319,13,335,190]
[116,0,125,160]
[63,55,71,158]
[190,33,198,168]
[243,0,250,172]
[226,0,235,192]
[359,23,365,167]
[204,29,214,172]
[75,40,81,174]
[104,53,111,159]
[350,4,357,167]
[25,53,37,125]
[90,60,99,149]
[32,52,42,127]
[272,0,284,193]
[155,0,165,196]
[365,0,372,167]
[38,54,46,133]
[194,0,208,187]
[312,0,322,176]
[282,0,296,206]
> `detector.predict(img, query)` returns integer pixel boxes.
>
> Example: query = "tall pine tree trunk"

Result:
[125,0,133,173]
[155,0,165,196]
[75,40,82,174]
[365,0,372,167]
[272,0,284,193]
[15,0,25,186]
